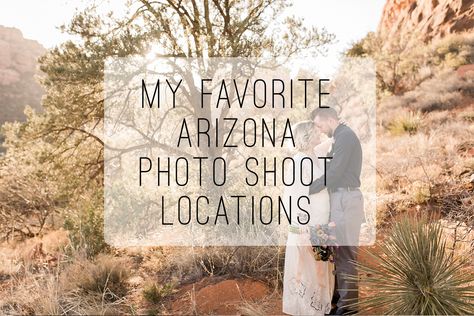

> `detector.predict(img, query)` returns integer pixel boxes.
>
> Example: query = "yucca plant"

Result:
[345,217,474,315]
[387,111,422,136]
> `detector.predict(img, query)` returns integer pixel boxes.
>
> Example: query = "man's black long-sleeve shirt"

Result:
[309,124,362,194]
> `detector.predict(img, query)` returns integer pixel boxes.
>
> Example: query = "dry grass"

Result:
[387,111,423,135]
[146,246,285,287]
[375,66,474,245]
[238,300,268,316]
[60,253,130,301]
[378,70,474,129]
[402,71,472,112]
[0,250,132,315]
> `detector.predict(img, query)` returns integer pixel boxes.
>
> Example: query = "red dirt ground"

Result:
[169,277,283,315]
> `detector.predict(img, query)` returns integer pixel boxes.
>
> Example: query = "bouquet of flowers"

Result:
[309,222,337,262]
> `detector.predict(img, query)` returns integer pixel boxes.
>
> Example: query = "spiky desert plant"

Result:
[345,217,474,315]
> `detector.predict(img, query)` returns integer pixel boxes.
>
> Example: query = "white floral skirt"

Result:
[283,232,335,315]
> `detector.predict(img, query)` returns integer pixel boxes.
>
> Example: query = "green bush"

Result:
[346,217,474,314]
[433,33,474,69]
[63,190,108,257]
[142,282,175,305]
[346,32,474,95]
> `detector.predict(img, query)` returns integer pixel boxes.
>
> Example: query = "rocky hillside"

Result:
[378,0,474,46]
[0,26,45,128]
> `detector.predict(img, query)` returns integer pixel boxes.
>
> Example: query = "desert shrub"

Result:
[432,33,474,69]
[64,189,108,257]
[430,181,474,231]
[152,246,285,287]
[0,113,104,243]
[345,32,380,58]
[60,254,129,302]
[387,111,422,135]
[198,246,285,286]
[462,112,474,122]
[403,70,473,112]
[0,274,61,315]
[0,272,126,315]
[347,32,428,94]
[142,282,175,305]
[347,32,474,95]
[0,124,60,241]
[347,217,474,314]
[411,181,431,205]
[380,69,473,134]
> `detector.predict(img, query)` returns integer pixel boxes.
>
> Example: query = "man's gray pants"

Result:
[329,189,365,313]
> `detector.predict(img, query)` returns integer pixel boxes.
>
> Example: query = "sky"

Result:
[0,0,386,72]
[0,0,386,48]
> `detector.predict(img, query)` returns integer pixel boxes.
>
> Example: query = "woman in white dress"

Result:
[282,121,335,316]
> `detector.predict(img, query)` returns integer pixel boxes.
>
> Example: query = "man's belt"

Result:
[328,187,360,193]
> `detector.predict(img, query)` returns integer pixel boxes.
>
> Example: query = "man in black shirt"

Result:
[309,107,365,315]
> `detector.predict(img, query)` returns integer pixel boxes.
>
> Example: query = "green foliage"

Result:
[345,32,380,58]
[346,217,474,315]
[433,33,474,69]
[142,282,175,305]
[0,0,333,252]
[0,115,67,241]
[346,32,474,95]
[413,186,431,205]
[387,111,422,136]
[462,112,474,123]
[63,190,108,257]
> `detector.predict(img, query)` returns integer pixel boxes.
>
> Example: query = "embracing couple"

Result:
[282,107,365,315]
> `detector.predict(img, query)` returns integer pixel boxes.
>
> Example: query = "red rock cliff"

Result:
[378,0,474,44]
[0,26,45,127]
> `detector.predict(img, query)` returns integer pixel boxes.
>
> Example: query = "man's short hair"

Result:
[311,107,339,121]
